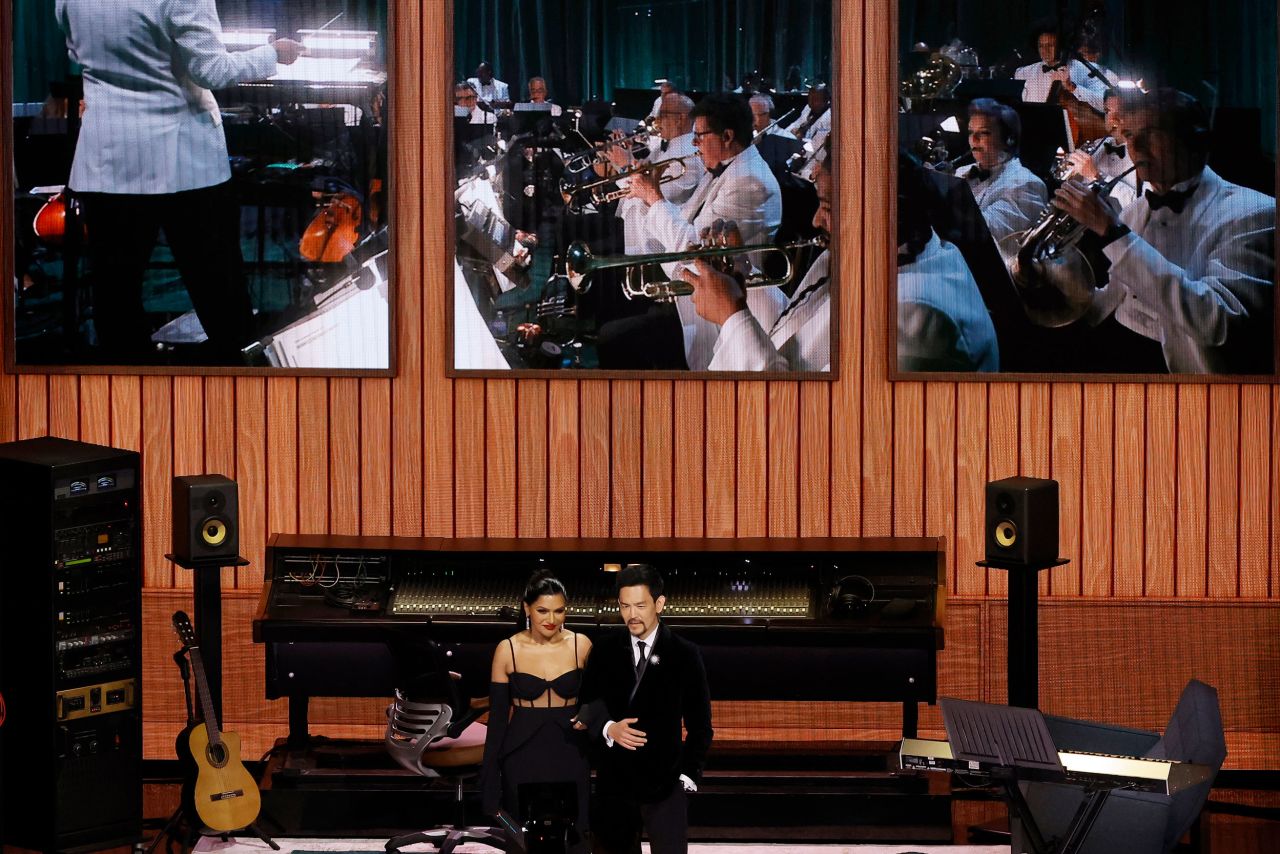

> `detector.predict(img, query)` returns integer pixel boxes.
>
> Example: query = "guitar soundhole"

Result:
[206,742,229,768]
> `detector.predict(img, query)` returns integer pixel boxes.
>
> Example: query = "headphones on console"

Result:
[826,574,876,617]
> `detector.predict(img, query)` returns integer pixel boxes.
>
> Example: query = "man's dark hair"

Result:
[690,93,753,148]
[1141,87,1212,157]
[967,97,1022,155]
[616,563,665,598]
[1029,18,1060,42]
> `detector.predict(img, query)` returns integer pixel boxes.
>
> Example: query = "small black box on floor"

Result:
[985,477,1059,566]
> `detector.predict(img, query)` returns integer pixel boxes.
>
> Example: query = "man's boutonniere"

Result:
[648,654,660,667]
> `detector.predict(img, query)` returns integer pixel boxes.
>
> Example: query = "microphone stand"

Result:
[143,646,197,854]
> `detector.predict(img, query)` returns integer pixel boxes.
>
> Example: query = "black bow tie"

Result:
[1146,186,1193,213]
[1042,63,1062,73]
[660,139,670,153]
[1104,141,1126,158]
[968,166,992,182]
[709,162,729,178]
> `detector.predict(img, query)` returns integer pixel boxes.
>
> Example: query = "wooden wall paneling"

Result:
[892,381,924,537]
[265,379,298,542]
[580,380,611,538]
[327,378,361,535]
[516,380,548,538]
[611,380,642,538]
[924,383,956,583]
[483,380,517,538]
[766,382,799,538]
[235,378,266,589]
[642,381,674,538]
[829,0,863,539]
[1208,385,1241,597]
[391,0,423,541]
[453,378,485,537]
[673,383,705,537]
[705,381,737,537]
[48,375,78,439]
[1050,384,1083,596]
[737,381,768,538]
[1176,385,1209,596]
[109,376,141,451]
[799,382,830,537]
[360,380,392,537]
[547,380,579,538]
[17,374,47,438]
[1239,385,1271,597]
[79,375,110,444]
[1113,384,1146,597]
[986,384,1018,597]
[0,370,14,442]
[1080,384,1115,596]
[204,376,235,477]
[170,376,204,590]
[1273,387,1279,598]
[141,377,173,588]
[954,385,988,595]
[297,378,330,534]
[1145,385,1177,596]
[1018,383,1050,594]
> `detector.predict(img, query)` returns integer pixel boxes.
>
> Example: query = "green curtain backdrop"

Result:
[454,0,833,105]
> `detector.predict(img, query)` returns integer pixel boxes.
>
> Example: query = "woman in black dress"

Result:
[481,570,593,851]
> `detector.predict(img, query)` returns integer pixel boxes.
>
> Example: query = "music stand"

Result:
[940,697,1118,854]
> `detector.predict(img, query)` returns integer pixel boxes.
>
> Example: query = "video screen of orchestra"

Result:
[9,1,389,370]
[898,0,1277,375]
[452,0,835,373]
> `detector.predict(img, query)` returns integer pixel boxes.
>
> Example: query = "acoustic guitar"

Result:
[171,611,261,832]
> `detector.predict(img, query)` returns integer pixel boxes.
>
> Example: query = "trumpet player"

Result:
[1052,88,1275,373]
[1060,88,1139,211]
[957,99,1048,245]
[677,147,835,371]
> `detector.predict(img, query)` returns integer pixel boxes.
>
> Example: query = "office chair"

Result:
[383,641,510,854]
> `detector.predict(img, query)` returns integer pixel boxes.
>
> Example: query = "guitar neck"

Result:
[188,647,223,747]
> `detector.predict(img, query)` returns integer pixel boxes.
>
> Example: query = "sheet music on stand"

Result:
[940,697,1064,774]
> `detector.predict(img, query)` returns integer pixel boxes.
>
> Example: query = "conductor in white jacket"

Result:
[55,0,303,362]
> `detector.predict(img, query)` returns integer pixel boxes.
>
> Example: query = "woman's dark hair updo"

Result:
[522,568,568,605]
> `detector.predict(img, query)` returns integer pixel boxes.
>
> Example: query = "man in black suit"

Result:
[577,565,713,854]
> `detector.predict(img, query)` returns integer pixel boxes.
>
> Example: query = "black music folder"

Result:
[940,697,1064,774]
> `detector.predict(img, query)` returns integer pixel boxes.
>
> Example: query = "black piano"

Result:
[253,534,946,744]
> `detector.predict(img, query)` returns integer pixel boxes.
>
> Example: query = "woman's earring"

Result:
[525,615,531,630]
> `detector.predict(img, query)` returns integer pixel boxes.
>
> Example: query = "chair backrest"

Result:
[1147,678,1227,850]
[385,690,455,776]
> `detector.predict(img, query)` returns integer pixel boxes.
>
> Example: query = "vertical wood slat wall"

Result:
[0,0,1276,741]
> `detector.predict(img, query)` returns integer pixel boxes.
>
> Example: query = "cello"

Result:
[299,191,362,263]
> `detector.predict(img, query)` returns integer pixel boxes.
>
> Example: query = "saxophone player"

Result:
[1061,88,1140,211]
[1052,88,1275,374]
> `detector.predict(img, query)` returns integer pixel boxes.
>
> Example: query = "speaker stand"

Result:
[165,554,249,725]
[977,558,1069,709]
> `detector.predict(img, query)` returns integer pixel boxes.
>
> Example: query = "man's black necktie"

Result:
[1146,186,1193,214]
[968,166,992,182]
[1104,141,1126,158]
[635,640,647,674]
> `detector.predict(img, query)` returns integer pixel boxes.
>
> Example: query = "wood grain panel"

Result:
[1273,388,1279,599]
[736,381,767,538]
[1113,384,1146,596]
[1240,385,1270,597]
[516,380,548,538]
[799,382,830,537]
[767,382,799,537]
[141,377,172,588]
[987,384,1018,598]
[484,379,516,538]
[547,380,579,538]
[80,375,110,444]
[1208,385,1241,598]
[297,378,330,534]
[673,383,705,538]
[1019,383,1050,594]
[109,375,141,452]
[955,384,988,595]
[360,379,392,537]
[453,378,485,537]
[1176,385,1209,596]
[642,382,673,538]
[234,378,266,589]
[1050,384,1083,596]
[0,372,14,442]
[18,374,47,438]
[265,379,298,540]
[611,380,642,537]
[48,374,78,439]
[580,380,611,538]
[705,382,736,537]
[1145,385,1177,596]
[892,381,924,537]
[329,378,361,536]
[204,376,235,479]
[1081,384,1115,597]
[924,383,956,584]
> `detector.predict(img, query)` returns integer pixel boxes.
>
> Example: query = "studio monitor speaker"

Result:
[172,475,239,563]
[985,477,1059,566]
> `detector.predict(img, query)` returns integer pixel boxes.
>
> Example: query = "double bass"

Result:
[299,191,362,263]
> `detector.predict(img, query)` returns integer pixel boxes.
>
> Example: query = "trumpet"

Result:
[559,156,689,213]
[1051,137,1107,181]
[561,121,656,173]
[561,234,829,301]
